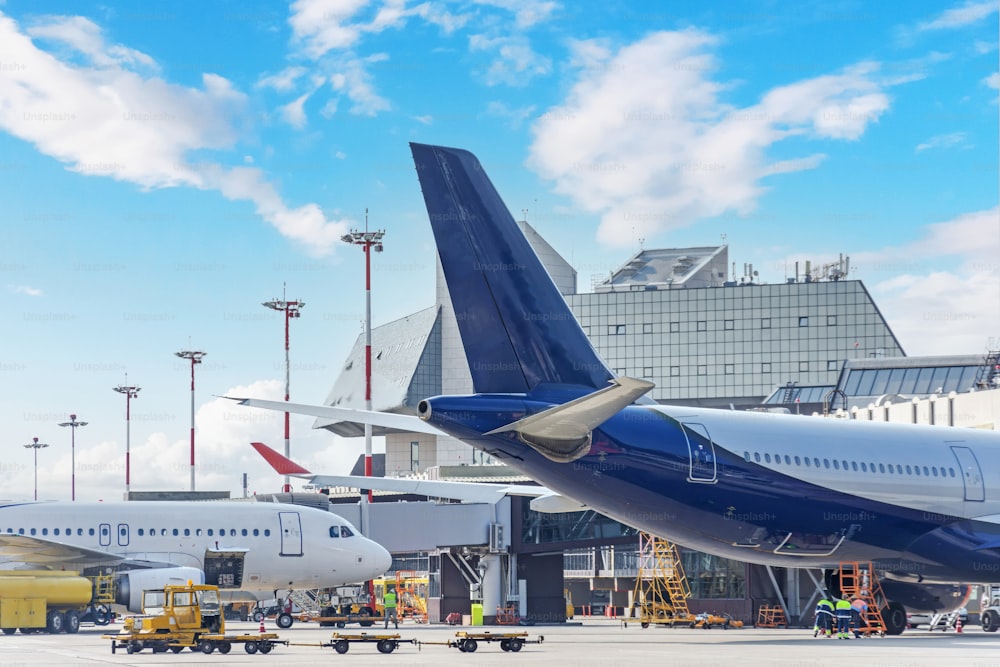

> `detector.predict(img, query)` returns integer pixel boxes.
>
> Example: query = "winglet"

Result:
[251,442,311,475]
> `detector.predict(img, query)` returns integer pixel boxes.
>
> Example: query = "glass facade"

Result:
[566,280,903,403]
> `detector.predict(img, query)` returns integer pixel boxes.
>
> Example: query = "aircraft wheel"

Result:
[259,640,273,654]
[45,610,64,634]
[276,613,294,629]
[217,641,232,654]
[509,638,523,652]
[333,639,349,654]
[376,639,396,654]
[244,641,258,654]
[93,605,111,626]
[882,601,907,636]
[64,611,80,634]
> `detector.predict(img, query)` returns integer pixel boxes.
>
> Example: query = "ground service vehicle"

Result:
[0,570,112,634]
[105,582,282,655]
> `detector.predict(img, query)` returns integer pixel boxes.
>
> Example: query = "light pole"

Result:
[175,349,206,492]
[262,285,305,493]
[113,377,141,498]
[57,414,88,501]
[23,437,49,501]
[342,211,384,505]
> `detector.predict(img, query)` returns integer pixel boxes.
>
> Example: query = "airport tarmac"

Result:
[2,618,1000,666]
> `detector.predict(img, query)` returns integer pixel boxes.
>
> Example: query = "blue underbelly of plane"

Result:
[424,393,1000,584]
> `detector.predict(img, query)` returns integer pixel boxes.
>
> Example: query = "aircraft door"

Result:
[949,445,985,502]
[278,512,303,557]
[117,523,130,547]
[99,523,111,547]
[682,422,717,483]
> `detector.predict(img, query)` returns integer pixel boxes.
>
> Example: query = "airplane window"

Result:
[851,462,858,472]
[794,456,801,466]
[915,466,921,475]
[208,529,214,536]
[823,459,830,469]
[923,466,930,476]
[878,464,885,473]
[89,528,95,536]
[804,458,811,467]
[833,460,840,470]
[160,529,167,536]
[184,529,190,536]
[53,529,59,535]
[137,529,144,536]
[30,528,36,535]
[754,453,761,462]
[887,465,893,474]
[949,468,955,477]
[242,529,248,536]
[231,529,236,537]
[253,529,259,537]
[329,527,340,538]
[774,453,781,463]
[906,465,912,474]
[813,458,820,467]
[764,454,771,463]
[78,528,84,536]
[860,462,867,472]
[172,529,179,536]
[940,467,947,477]
[341,526,354,537]
[196,529,202,536]
[784,455,791,465]
[932,468,938,477]
[894,465,901,474]
[42,528,48,535]
[744,452,750,462]
[18,528,24,535]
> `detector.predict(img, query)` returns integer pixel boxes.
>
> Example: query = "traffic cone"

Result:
[259,618,266,634]
[955,617,962,633]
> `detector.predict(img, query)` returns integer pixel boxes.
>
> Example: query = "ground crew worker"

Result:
[814,594,835,637]
[383,588,398,629]
[835,597,853,639]
[851,596,869,638]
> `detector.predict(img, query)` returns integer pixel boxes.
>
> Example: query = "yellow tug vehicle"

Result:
[104,582,283,655]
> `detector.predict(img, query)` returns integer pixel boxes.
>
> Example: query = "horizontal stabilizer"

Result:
[225,397,445,436]
[486,377,655,462]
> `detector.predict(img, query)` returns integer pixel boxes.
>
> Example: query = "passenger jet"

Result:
[232,143,999,634]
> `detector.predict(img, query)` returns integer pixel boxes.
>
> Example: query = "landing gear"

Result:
[883,601,907,636]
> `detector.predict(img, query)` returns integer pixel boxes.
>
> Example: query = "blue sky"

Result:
[0,0,997,501]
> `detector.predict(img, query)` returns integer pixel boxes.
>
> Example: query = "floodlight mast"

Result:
[262,284,305,493]
[57,414,88,501]
[23,437,49,501]
[175,349,206,491]
[341,211,385,505]
[113,377,141,498]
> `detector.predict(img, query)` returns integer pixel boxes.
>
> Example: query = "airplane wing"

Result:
[250,442,588,513]
[0,534,126,567]
[225,397,445,436]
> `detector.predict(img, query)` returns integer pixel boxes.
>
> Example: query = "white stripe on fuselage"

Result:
[645,405,1000,520]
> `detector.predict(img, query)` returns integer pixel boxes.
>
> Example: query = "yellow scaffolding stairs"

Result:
[632,533,695,628]
[837,561,887,637]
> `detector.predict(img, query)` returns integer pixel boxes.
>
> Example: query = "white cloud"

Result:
[289,0,369,58]
[915,131,970,152]
[485,100,535,129]
[27,15,156,70]
[916,0,998,32]
[984,72,1000,89]
[280,90,313,129]
[528,31,891,245]
[327,58,390,115]
[857,207,1000,355]
[469,33,551,86]
[256,65,309,91]
[0,12,348,256]
[472,0,559,28]
[9,284,42,296]
[412,114,433,125]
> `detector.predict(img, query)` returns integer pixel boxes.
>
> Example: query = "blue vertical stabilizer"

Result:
[410,143,614,393]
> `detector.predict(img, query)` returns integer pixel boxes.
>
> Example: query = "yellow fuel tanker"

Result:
[0,570,93,634]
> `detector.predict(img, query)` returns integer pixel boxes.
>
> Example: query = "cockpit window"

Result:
[329,526,340,538]
[340,526,354,537]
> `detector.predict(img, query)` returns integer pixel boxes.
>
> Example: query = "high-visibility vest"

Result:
[835,599,852,614]
[384,592,397,609]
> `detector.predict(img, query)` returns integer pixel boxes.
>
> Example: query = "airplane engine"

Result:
[115,566,205,612]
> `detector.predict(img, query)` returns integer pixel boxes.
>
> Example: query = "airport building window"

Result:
[643,323,653,334]
[761,363,771,373]
[799,362,808,372]
[761,318,771,328]
[680,550,746,599]
[697,365,707,375]
[724,364,734,374]
[669,322,680,333]
[724,319,734,330]
[411,441,419,472]
[827,360,838,371]
[670,366,680,376]
[827,315,837,325]
[696,321,707,331]
[643,367,653,377]
[609,324,626,335]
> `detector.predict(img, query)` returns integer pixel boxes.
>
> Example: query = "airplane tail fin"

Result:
[251,442,311,475]
[410,143,614,393]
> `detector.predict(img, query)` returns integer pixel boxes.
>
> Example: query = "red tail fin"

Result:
[251,442,311,475]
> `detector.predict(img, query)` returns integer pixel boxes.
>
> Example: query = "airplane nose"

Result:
[372,542,392,574]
